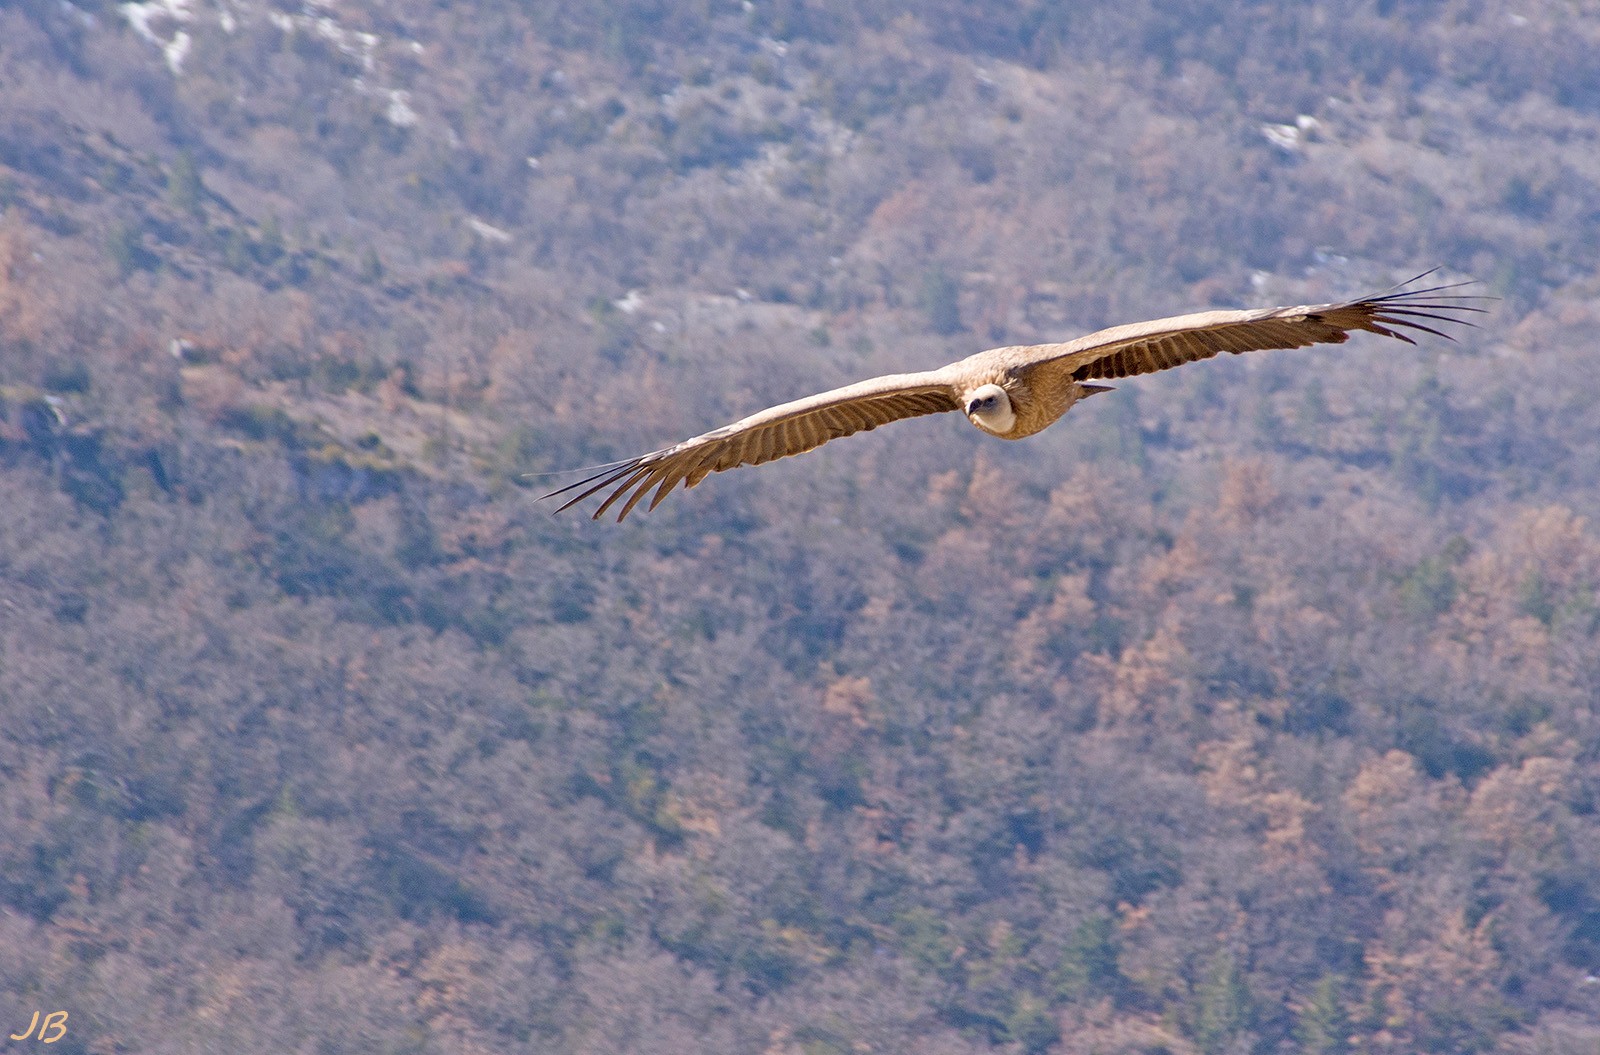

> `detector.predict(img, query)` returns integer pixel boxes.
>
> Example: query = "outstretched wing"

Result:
[542,371,961,521]
[1022,274,1486,382]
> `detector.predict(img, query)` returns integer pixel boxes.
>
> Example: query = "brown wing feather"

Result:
[541,372,962,521]
[1020,277,1485,383]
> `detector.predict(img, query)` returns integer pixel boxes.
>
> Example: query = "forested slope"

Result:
[3,1,1600,1052]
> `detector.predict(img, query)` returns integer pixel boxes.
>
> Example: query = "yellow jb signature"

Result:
[9,1011,68,1044]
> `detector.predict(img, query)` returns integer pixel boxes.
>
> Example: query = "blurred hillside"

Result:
[3,1,1600,1052]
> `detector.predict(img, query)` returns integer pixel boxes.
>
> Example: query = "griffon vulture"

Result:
[543,275,1481,520]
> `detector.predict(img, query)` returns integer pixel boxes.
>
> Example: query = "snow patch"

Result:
[1261,115,1320,153]
[120,0,421,129]
[120,0,195,74]
[270,6,419,127]
[270,8,379,73]
[466,217,512,244]
[384,89,419,128]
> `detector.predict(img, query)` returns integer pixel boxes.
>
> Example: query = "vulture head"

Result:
[964,383,1016,435]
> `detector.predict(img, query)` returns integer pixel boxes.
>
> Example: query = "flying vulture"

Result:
[543,275,1481,520]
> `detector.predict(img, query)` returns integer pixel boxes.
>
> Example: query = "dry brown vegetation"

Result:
[3,1,1600,1052]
